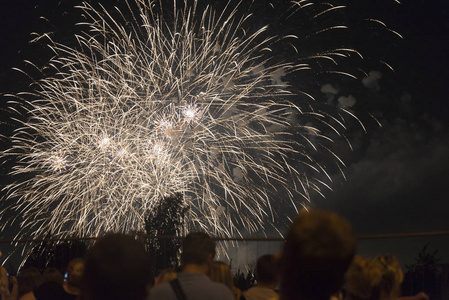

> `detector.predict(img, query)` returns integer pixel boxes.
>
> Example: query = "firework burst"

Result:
[1,0,398,239]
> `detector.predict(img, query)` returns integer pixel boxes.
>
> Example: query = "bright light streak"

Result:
[0,0,399,239]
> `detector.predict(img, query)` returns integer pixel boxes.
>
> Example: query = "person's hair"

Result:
[81,233,153,300]
[345,256,378,300]
[181,232,216,265]
[373,254,403,299]
[280,209,356,300]
[156,269,177,285]
[41,267,64,285]
[255,254,278,285]
[345,254,403,300]
[208,261,234,291]
[18,267,41,297]
[208,261,240,298]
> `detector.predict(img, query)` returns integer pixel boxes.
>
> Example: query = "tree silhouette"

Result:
[403,244,441,298]
[233,268,247,291]
[233,267,256,292]
[145,193,188,272]
[22,239,87,273]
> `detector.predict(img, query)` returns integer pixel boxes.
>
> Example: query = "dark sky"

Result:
[1,0,448,268]
[314,0,449,265]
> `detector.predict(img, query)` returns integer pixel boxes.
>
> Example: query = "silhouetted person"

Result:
[243,254,279,300]
[63,258,83,297]
[1,265,18,300]
[279,209,356,300]
[20,267,74,300]
[81,233,153,300]
[17,268,41,299]
[149,232,234,300]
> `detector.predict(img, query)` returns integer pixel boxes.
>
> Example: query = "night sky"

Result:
[1,0,448,268]
[315,0,449,265]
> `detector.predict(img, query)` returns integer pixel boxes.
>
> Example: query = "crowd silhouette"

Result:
[0,209,431,300]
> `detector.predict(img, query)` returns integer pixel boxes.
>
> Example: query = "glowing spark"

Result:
[98,137,111,152]
[182,104,201,124]
[184,108,196,121]
[48,153,68,172]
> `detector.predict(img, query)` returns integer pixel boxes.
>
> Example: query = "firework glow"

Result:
[1,0,399,239]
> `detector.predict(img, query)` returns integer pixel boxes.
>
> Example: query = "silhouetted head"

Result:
[42,267,64,285]
[18,267,41,297]
[256,254,278,286]
[66,258,84,287]
[82,233,153,300]
[181,232,216,266]
[280,209,356,300]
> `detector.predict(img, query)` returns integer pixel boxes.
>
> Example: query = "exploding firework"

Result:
[1,0,399,239]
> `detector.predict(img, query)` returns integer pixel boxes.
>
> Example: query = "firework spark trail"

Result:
[1,0,398,239]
